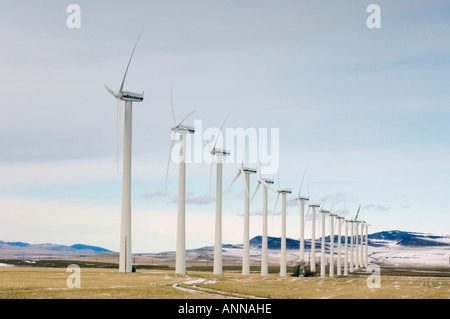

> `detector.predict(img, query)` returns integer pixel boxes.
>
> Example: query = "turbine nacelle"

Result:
[242,167,257,174]
[293,196,309,201]
[259,178,274,184]
[309,203,320,208]
[277,188,292,194]
[121,91,144,102]
[105,86,144,102]
[171,125,195,134]
[211,148,230,156]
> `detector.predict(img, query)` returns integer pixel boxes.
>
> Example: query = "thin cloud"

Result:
[167,191,213,205]
[362,204,390,212]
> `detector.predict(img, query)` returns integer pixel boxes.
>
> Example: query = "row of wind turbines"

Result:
[104,32,372,277]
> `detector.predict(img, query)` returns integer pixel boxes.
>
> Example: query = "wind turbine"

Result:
[250,163,275,276]
[290,168,309,265]
[208,114,231,275]
[308,202,320,273]
[104,31,144,273]
[272,173,292,277]
[165,88,196,275]
[229,134,257,276]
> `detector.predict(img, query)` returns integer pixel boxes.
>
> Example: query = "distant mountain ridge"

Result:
[249,230,449,250]
[0,241,113,252]
[1,230,448,260]
[0,240,114,259]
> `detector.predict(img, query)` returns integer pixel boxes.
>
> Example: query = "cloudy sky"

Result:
[1,1,449,253]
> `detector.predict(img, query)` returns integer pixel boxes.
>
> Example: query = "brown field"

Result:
[0,259,448,299]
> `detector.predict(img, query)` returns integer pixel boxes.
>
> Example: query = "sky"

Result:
[0,1,449,253]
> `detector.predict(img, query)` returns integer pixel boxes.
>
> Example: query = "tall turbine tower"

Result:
[319,209,329,278]
[343,218,349,276]
[354,205,361,270]
[104,32,144,273]
[336,215,344,276]
[229,140,257,276]
[329,213,336,278]
[165,89,196,275]
[364,222,370,268]
[273,175,292,277]
[308,203,320,273]
[348,219,355,272]
[250,166,275,276]
[359,221,365,268]
[208,114,231,275]
[290,168,309,265]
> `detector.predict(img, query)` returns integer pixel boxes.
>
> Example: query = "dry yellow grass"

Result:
[0,267,448,299]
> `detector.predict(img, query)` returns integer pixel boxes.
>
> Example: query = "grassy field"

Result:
[0,260,448,299]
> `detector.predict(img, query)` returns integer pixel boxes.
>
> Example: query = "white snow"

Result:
[0,263,14,267]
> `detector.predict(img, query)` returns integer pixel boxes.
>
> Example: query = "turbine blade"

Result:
[272,193,280,223]
[277,170,280,189]
[209,160,214,203]
[116,98,122,173]
[305,205,311,223]
[250,181,260,205]
[330,194,339,212]
[105,84,116,97]
[298,167,307,197]
[355,204,361,220]
[170,85,176,125]
[261,180,275,193]
[239,123,251,166]
[241,172,250,199]
[176,110,196,128]
[213,112,230,151]
[119,30,143,94]
[165,135,176,192]
[229,169,241,190]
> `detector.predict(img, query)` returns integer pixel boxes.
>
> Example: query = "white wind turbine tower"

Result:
[229,136,257,276]
[359,220,364,268]
[165,88,196,275]
[319,208,329,278]
[329,213,336,278]
[364,222,370,268]
[336,215,344,276]
[343,218,349,276]
[308,202,320,273]
[208,114,231,275]
[354,206,361,270]
[250,163,275,276]
[272,173,292,277]
[104,31,144,273]
[290,168,309,265]
[348,219,356,273]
